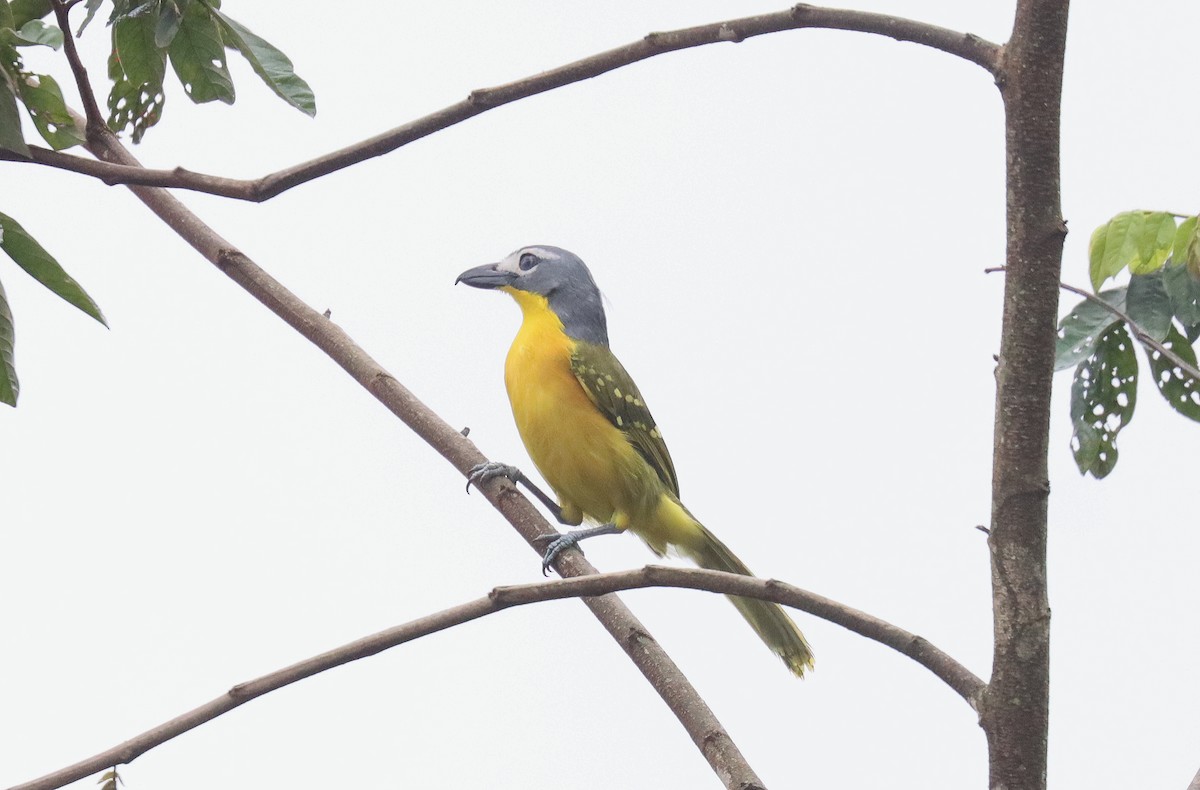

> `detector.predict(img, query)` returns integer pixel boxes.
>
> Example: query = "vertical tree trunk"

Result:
[985,1,1070,788]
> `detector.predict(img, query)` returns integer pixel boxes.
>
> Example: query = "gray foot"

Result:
[466,461,521,493]
[538,524,620,574]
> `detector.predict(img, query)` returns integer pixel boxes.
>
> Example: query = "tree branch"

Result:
[5,4,1001,201]
[492,567,986,707]
[72,121,764,790]
[1188,765,1200,790]
[49,0,104,137]
[983,1,1070,788]
[6,566,983,790]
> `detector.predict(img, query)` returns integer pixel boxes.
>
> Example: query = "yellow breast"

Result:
[501,289,653,524]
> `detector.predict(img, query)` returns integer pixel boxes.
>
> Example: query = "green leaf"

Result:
[207,6,314,116]
[1172,215,1199,269]
[154,0,181,47]
[106,8,166,142]
[1131,211,1177,275]
[1088,223,1109,292]
[0,19,63,48]
[11,0,51,27]
[0,212,106,325]
[1126,271,1172,342]
[77,0,105,36]
[0,274,16,406]
[1087,211,1177,289]
[1055,287,1126,371]
[112,8,164,85]
[0,69,30,156]
[1163,260,1200,339]
[1144,323,1200,422]
[168,0,232,104]
[18,73,85,149]
[114,0,156,22]
[1090,213,1139,290]
[1070,322,1138,478]
[0,0,14,28]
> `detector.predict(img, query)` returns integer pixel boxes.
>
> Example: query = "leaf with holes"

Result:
[1164,260,1200,340]
[1054,287,1126,371]
[107,8,167,141]
[168,0,233,104]
[207,6,314,116]
[106,55,165,143]
[1143,323,1200,422]
[0,212,106,325]
[1126,271,1172,342]
[1070,322,1138,478]
[113,7,165,85]
[0,274,15,406]
[18,72,84,149]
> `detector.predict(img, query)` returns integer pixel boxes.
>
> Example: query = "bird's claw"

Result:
[538,531,581,575]
[466,461,521,493]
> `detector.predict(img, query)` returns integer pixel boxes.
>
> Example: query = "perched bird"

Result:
[457,245,813,676]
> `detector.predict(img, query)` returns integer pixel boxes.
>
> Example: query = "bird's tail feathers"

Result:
[681,524,814,678]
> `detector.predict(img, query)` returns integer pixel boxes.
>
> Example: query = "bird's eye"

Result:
[518,253,538,271]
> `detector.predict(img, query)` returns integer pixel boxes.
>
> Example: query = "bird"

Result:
[456,245,813,676]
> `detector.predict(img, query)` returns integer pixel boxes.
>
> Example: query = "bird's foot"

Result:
[466,461,522,493]
[537,532,583,574]
[537,524,620,575]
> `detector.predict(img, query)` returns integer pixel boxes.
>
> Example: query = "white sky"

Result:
[2,2,1198,788]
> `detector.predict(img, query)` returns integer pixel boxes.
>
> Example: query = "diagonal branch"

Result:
[74,121,764,790]
[989,266,1200,381]
[1057,280,1200,381]
[9,4,1001,201]
[6,566,983,790]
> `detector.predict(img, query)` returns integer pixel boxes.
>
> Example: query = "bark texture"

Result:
[984,1,1070,788]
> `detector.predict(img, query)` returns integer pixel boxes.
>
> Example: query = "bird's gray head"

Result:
[456,245,609,345]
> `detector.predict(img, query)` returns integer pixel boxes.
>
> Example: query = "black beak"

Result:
[456,263,515,289]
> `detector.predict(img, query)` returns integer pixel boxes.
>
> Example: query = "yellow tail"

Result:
[682,524,814,677]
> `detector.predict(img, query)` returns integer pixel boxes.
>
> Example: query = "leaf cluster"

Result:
[1057,211,1200,477]
[0,0,82,157]
[0,0,316,405]
[98,0,315,143]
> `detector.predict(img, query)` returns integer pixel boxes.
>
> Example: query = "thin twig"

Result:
[989,266,1200,381]
[49,0,104,136]
[1057,280,1200,380]
[6,566,983,790]
[7,4,1001,201]
[69,119,764,790]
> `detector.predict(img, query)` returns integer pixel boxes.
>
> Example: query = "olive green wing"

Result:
[570,341,680,497]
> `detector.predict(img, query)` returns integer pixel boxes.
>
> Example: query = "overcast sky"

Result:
[3,2,1198,788]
